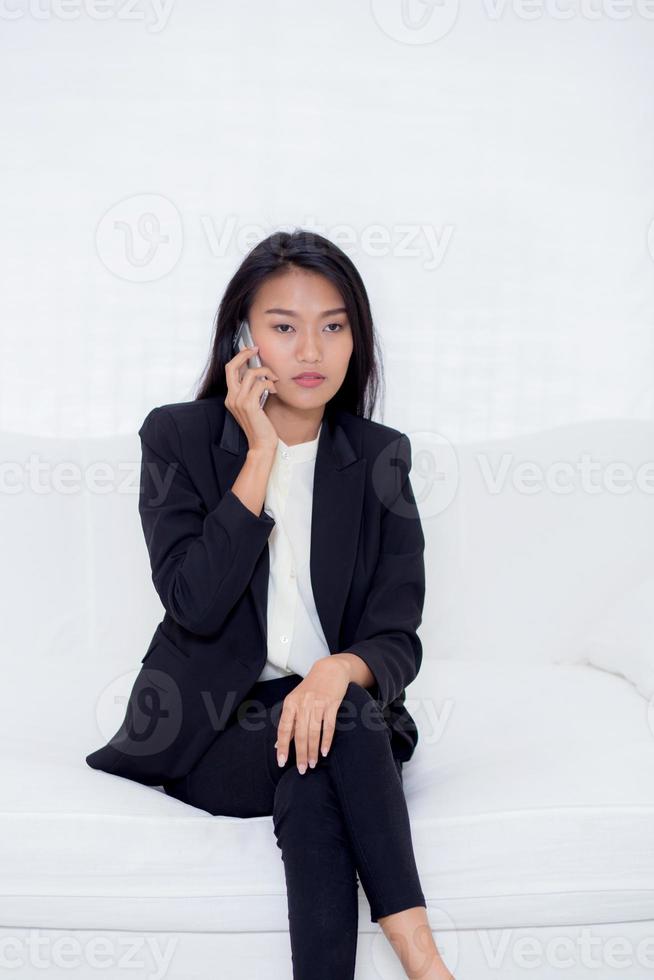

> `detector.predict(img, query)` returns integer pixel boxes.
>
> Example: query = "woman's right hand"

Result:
[224,346,280,454]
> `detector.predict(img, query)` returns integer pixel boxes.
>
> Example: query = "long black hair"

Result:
[194,229,384,420]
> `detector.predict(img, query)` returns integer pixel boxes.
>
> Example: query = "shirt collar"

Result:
[276,421,323,464]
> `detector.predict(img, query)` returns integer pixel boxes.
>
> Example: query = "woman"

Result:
[86,230,454,980]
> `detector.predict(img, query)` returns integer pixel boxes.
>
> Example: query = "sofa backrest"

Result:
[417,418,654,664]
[2,416,652,688]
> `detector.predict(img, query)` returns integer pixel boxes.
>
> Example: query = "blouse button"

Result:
[280,635,289,643]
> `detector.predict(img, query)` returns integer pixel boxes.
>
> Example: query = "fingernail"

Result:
[298,764,306,775]
[277,754,286,767]
[309,759,316,769]
[321,747,328,757]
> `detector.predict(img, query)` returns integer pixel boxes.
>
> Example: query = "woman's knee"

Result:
[273,763,330,814]
[335,681,388,740]
[272,766,337,845]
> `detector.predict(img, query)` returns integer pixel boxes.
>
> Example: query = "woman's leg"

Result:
[272,765,360,978]
[162,674,364,978]
[268,680,426,924]
[162,674,299,818]
[162,675,429,978]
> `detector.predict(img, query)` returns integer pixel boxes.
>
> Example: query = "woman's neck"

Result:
[264,402,325,447]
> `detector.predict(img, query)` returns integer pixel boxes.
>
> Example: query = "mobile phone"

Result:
[233,319,269,409]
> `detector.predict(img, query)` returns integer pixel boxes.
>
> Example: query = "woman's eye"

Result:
[273,323,344,334]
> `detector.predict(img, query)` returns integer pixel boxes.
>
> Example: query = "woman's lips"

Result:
[293,376,325,388]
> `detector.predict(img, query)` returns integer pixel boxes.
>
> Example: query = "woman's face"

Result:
[247,267,354,411]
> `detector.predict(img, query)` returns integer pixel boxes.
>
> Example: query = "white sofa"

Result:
[2,417,654,979]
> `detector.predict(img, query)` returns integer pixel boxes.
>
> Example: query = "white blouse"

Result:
[255,421,331,682]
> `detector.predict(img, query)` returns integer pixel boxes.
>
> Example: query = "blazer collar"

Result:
[217,397,358,469]
[211,399,367,657]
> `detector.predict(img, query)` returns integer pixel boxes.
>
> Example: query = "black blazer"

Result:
[86,394,426,787]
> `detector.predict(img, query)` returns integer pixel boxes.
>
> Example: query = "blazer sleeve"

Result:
[345,433,426,708]
[138,406,276,636]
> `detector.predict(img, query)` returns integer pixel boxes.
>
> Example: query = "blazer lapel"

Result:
[211,402,367,655]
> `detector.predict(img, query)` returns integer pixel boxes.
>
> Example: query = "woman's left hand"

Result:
[274,657,351,774]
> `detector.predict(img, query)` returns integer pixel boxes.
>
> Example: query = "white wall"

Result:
[1,0,653,441]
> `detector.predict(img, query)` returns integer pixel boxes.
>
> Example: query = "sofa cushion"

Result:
[1,660,653,932]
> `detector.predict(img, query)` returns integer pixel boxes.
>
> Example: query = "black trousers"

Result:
[162,673,427,980]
